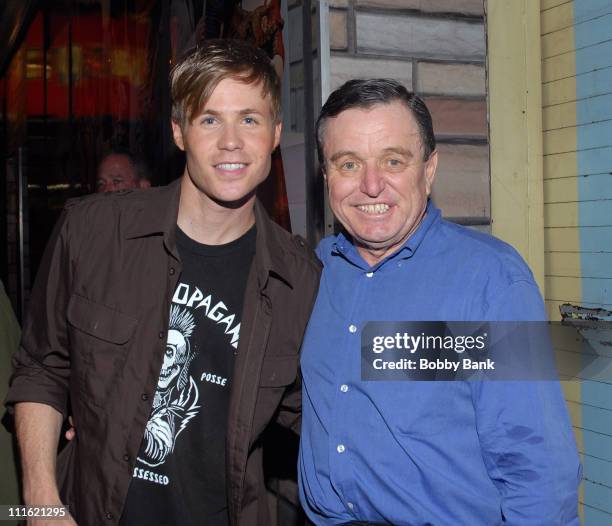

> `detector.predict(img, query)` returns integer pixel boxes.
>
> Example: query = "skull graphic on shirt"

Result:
[139,304,200,467]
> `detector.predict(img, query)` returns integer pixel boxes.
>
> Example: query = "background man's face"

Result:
[323,101,438,265]
[172,77,281,206]
[96,153,147,193]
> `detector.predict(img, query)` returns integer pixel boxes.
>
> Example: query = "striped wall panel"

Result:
[541,1,612,523]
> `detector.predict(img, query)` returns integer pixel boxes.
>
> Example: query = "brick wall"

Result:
[326,0,490,227]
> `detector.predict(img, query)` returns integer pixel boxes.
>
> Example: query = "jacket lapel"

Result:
[225,201,293,524]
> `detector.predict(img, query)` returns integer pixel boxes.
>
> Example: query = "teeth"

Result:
[357,203,389,214]
[217,163,246,171]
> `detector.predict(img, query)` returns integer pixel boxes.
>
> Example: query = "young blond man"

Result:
[6,40,320,526]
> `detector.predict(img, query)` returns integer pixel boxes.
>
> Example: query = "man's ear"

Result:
[424,149,438,196]
[273,121,282,149]
[139,179,151,189]
[171,120,186,151]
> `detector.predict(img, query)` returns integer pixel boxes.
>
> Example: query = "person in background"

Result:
[96,149,152,193]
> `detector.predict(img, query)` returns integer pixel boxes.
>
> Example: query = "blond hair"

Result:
[170,39,281,127]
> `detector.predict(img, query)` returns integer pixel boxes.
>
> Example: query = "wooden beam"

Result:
[486,0,545,293]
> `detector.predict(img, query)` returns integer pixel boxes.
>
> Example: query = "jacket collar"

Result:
[123,177,179,229]
[124,178,293,289]
[124,178,182,260]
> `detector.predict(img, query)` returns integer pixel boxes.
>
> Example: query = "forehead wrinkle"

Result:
[341,126,389,154]
[325,126,372,162]
[363,126,423,159]
[325,104,424,161]
[373,134,424,162]
[360,104,426,155]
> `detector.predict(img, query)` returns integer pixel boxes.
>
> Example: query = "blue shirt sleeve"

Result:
[471,280,581,525]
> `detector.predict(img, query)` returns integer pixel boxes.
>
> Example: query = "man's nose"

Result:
[360,163,385,197]
[218,124,244,150]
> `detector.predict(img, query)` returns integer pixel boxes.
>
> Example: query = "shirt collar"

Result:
[124,178,293,289]
[331,199,441,270]
[124,178,182,259]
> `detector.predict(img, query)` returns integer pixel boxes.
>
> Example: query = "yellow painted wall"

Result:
[488,0,584,520]
[540,1,585,322]
[486,0,545,293]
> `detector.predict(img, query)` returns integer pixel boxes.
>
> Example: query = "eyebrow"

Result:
[199,108,264,116]
[239,109,264,115]
[329,146,415,163]
[381,147,415,157]
[329,150,359,163]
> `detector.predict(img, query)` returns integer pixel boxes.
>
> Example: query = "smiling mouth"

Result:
[356,203,390,214]
[216,163,247,171]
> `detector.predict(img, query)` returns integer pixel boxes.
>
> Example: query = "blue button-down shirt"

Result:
[299,203,580,526]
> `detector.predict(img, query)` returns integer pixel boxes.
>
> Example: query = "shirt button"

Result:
[105,512,113,520]
[123,454,130,461]
[141,393,149,401]
[169,267,175,275]
[159,331,164,339]
[340,384,349,393]
[366,271,374,278]
[337,444,345,454]
[348,324,357,333]
[347,502,354,510]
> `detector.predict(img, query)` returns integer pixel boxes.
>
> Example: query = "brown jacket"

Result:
[6,180,321,525]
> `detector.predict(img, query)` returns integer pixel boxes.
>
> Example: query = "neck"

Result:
[177,174,256,245]
[356,246,389,267]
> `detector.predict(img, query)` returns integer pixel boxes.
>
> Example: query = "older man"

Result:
[298,79,580,525]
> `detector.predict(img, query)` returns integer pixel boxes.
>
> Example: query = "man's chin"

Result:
[351,231,405,254]
[183,173,258,210]
[351,229,396,248]
[209,189,257,210]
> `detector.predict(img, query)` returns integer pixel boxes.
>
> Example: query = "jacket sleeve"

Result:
[275,370,302,434]
[471,280,581,525]
[4,206,75,418]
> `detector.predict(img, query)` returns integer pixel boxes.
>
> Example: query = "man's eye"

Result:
[341,161,358,171]
[387,158,403,167]
[243,116,257,125]
[201,116,216,125]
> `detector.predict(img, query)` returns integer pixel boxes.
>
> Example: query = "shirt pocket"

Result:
[383,383,471,438]
[67,293,138,408]
[260,354,299,387]
[251,355,300,438]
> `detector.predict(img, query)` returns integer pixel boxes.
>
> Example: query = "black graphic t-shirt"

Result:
[120,225,256,526]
